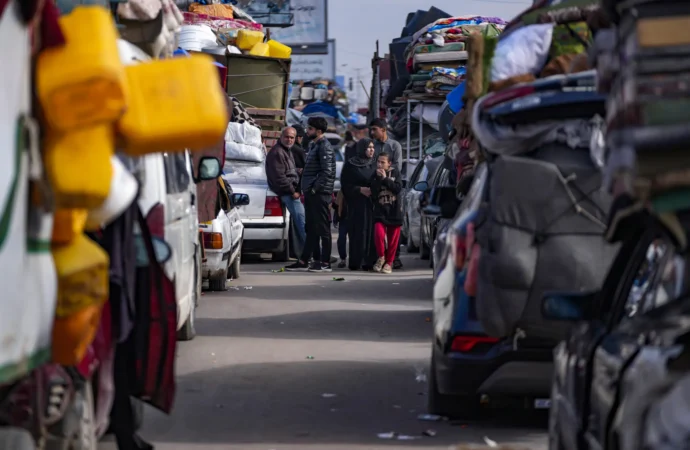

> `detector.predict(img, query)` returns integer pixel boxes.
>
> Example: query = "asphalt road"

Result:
[103,251,547,450]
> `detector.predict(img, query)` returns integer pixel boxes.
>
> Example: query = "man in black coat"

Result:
[285,117,336,272]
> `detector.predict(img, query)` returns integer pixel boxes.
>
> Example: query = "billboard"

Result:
[269,0,327,46]
[290,39,335,81]
[230,0,293,27]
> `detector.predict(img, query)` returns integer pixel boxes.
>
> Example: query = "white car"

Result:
[223,159,291,261]
[200,190,248,291]
[120,39,218,342]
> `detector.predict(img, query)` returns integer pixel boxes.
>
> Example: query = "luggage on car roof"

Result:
[474,142,618,341]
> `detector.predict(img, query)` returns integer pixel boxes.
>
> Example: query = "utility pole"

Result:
[353,68,363,109]
[369,40,381,122]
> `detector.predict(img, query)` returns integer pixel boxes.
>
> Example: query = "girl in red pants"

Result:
[371,152,403,274]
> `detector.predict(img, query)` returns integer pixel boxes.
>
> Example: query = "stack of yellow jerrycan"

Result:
[35,5,228,365]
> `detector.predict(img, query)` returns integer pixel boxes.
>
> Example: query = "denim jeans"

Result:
[280,195,306,251]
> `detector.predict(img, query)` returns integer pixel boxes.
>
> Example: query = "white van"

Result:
[118,40,203,341]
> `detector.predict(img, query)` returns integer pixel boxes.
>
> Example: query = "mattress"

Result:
[414,51,468,66]
[414,42,466,54]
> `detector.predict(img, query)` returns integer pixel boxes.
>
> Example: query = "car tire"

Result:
[230,240,242,280]
[428,350,480,419]
[0,427,36,449]
[420,228,431,260]
[208,264,228,291]
[177,300,196,341]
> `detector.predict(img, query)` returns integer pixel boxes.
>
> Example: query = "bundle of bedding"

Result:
[590,0,690,244]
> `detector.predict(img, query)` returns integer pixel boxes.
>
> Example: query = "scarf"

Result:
[348,138,375,167]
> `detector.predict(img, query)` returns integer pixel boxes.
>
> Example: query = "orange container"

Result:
[118,55,229,155]
[52,209,88,244]
[51,303,103,366]
[36,6,127,131]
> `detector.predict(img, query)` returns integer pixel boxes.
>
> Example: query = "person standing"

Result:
[370,152,404,274]
[285,117,336,272]
[341,139,378,271]
[266,127,306,254]
[369,118,404,269]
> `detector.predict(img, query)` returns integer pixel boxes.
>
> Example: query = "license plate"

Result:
[534,399,551,409]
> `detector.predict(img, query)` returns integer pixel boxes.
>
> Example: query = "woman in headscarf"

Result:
[341,138,378,270]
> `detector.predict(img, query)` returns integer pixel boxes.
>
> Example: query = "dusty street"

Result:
[102,252,547,450]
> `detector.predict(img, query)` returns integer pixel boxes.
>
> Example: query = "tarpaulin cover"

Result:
[224,122,264,163]
[301,101,339,119]
[475,143,617,340]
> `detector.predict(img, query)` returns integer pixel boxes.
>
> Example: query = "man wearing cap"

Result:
[285,117,336,272]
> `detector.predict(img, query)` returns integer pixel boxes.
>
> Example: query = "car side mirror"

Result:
[231,193,250,207]
[542,291,597,321]
[194,157,222,183]
[134,236,173,267]
[414,181,429,192]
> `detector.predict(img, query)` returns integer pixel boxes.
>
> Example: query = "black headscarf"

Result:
[348,138,375,167]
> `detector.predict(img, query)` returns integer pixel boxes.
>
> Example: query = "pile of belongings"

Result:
[290,79,349,111]
[590,0,690,246]
[446,0,620,343]
[402,16,506,100]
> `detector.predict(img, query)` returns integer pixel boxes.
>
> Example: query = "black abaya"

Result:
[341,140,377,270]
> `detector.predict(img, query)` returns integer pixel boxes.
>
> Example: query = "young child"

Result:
[370,152,403,274]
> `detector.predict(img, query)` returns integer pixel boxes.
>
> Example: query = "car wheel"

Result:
[420,228,431,260]
[208,264,228,292]
[428,349,480,419]
[230,240,242,280]
[177,300,196,341]
[0,428,36,449]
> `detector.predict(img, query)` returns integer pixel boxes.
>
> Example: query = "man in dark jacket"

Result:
[286,117,336,272]
[266,127,306,252]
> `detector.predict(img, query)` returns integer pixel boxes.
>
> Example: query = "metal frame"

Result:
[405,98,445,180]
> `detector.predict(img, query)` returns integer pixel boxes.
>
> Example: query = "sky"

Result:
[327,0,530,106]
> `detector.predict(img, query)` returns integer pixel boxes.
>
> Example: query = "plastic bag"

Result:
[225,141,264,163]
[490,23,554,83]
[225,121,263,148]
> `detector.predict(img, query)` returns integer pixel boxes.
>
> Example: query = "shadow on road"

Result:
[142,360,548,447]
[196,308,433,342]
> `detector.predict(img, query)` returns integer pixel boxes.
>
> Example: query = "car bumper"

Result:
[241,219,287,253]
[434,340,554,397]
[202,250,229,280]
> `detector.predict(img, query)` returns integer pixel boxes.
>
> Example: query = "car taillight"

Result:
[146,203,165,239]
[203,232,223,250]
[481,85,536,110]
[450,335,499,353]
[450,232,467,270]
[264,196,283,217]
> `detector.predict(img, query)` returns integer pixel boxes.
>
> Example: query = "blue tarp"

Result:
[446,81,466,114]
[301,101,339,118]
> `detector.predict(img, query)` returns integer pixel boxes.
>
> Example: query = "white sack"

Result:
[490,23,554,82]
[225,121,263,148]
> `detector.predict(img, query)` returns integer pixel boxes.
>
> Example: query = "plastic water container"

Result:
[249,42,270,57]
[314,88,328,100]
[44,125,114,209]
[118,54,229,155]
[236,29,264,50]
[300,86,315,100]
[267,39,292,58]
[36,6,126,131]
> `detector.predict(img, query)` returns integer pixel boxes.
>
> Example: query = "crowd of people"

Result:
[266,116,405,274]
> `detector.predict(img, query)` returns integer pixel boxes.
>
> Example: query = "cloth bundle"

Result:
[591,0,690,242]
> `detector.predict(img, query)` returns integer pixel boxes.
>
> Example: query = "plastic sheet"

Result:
[224,122,264,163]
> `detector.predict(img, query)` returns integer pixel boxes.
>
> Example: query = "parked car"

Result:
[546,216,690,450]
[416,155,452,262]
[223,158,291,262]
[429,163,555,417]
[200,181,249,291]
[402,156,439,253]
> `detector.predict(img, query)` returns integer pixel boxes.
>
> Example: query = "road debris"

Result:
[377,432,396,440]
[397,435,419,441]
[415,373,427,383]
[321,393,337,398]
[332,277,345,281]
[305,356,315,360]
[392,282,400,285]
[243,286,253,290]
[483,436,499,447]
[229,286,240,291]
[425,317,431,322]
[271,268,285,273]
[422,429,437,437]
[418,413,443,421]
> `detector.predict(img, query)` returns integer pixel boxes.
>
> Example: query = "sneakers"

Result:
[373,257,385,272]
[393,259,403,270]
[381,263,393,274]
[337,259,347,269]
[285,261,309,272]
[308,261,333,273]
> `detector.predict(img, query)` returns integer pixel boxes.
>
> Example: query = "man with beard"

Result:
[266,127,306,253]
